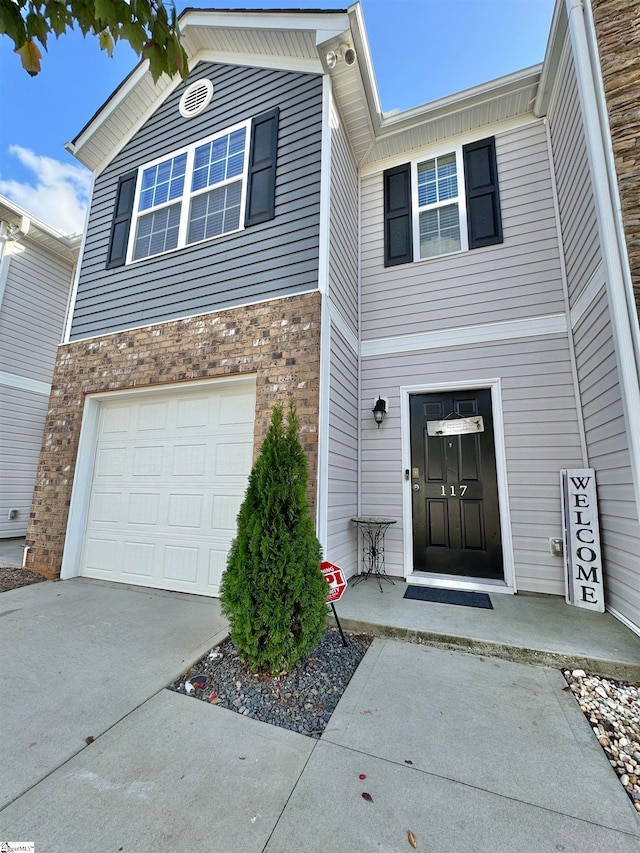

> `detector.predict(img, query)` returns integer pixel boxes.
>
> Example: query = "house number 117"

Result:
[441,485,468,497]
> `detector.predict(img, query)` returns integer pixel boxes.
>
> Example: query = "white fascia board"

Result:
[535,0,568,117]
[182,9,349,35]
[0,195,80,251]
[66,57,173,160]
[378,66,542,136]
[347,3,383,130]
[184,49,322,75]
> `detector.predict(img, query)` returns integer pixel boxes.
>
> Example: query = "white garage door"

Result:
[79,380,255,596]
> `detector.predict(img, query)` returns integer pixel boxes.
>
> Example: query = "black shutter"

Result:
[383,163,413,266]
[244,107,279,227]
[463,136,503,249]
[106,171,137,269]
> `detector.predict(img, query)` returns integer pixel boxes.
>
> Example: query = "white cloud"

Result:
[0,145,91,236]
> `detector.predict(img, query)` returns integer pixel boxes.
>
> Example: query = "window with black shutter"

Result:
[245,107,279,227]
[106,172,137,269]
[463,136,503,249]
[383,135,503,265]
[383,163,413,267]
[105,110,280,267]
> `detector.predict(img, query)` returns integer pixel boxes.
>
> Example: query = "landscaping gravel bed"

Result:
[168,628,372,738]
[0,566,46,592]
[564,668,640,812]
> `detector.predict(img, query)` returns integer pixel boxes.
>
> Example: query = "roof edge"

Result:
[377,65,542,137]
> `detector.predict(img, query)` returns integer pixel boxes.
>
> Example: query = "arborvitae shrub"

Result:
[220,402,328,674]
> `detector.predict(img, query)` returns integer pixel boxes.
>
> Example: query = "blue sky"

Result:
[0,0,555,234]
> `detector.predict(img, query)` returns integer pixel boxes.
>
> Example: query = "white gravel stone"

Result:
[564,668,640,809]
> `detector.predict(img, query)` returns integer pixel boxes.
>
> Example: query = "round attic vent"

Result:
[179,79,214,118]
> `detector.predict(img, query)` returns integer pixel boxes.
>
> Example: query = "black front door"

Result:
[410,389,503,579]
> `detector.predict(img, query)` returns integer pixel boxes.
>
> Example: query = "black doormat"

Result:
[403,586,493,609]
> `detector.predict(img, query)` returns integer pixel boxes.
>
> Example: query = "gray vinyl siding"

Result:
[0,238,74,537]
[573,285,640,627]
[328,98,358,334]
[548,42,640,629]
[326,324,358,575]
[548,44,601,305]
[360,121,566,341]
[0,238,71,382]
[360,335,584,593]
[70,63,323,341]
[0,386,49,537]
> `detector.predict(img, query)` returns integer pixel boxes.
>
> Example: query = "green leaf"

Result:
[16,38,42,76]
[94,0,117,27]
[43,1,72,37]
[120,20,146,54]
[143,40,165,83]
[98,28,114,57]
[0,0,28,46]
[166,30,184,78]
[26,12,48,47]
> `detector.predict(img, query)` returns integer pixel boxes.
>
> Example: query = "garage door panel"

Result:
[220,392,257,425]
[85,537,119,574]
[162,545,200,584]
[215,441,253,476]
[101,405,131,435]
[212,494,243,530]
[90,491,122,524]
[208,548,228,589]
[137,401,168,431]
[95,446,126,478]
[172,443,207,476]
[122,541,156,578]
[127,492,161,526]
[167,493,204,528]
[80,381,255,596]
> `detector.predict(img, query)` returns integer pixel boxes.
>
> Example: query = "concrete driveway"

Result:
[1,579,639,852]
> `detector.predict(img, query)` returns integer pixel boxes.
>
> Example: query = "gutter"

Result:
[564,0,640,514]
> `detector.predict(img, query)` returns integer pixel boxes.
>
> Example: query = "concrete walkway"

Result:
[1,578,639,852]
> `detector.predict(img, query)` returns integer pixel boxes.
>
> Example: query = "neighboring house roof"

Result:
[0,195,81,264]
[65,2,542,175]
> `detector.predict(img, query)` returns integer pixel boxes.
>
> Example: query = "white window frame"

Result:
[126,118,251,265]
[411,143,469,262]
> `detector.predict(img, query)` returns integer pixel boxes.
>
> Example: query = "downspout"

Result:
[565,0,640,516]
[0,222,12,310]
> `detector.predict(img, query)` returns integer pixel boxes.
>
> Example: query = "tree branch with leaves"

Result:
[0,0,189,81]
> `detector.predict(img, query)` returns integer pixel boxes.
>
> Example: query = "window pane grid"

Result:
[188,181,242,244]
[416,151,462,260]
[192,129,246,193]
[133,204,181,260]
[129,124,249,262]
[417,153,458,208]
[419,203,461,258]
[139,154,187,212]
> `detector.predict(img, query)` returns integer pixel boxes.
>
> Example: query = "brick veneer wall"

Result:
[26,291,322,579]
[591,0,640,320]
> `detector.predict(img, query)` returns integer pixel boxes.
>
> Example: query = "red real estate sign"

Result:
[320,561,347,603]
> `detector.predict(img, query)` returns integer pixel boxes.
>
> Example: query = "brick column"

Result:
[590,0,640,321]
[26,292,322,579]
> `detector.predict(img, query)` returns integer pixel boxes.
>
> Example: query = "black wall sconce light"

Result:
[372,396,388,428]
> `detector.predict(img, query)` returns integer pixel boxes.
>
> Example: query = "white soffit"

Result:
[0,195,80,261]
[359,68,542,167]
[66,9,350,173]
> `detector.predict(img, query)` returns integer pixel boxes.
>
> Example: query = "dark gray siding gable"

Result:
[71,63,323,340]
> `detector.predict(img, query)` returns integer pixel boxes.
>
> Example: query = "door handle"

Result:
[412,483,420,491]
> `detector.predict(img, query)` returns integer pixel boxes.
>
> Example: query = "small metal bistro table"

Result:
[350,516,397,592]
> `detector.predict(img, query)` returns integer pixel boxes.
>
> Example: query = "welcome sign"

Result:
[561,469,605,612]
